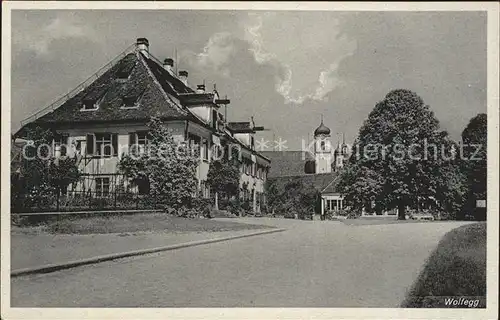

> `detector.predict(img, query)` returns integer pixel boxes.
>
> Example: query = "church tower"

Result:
[334,133,350,171]
[314,116,333,174]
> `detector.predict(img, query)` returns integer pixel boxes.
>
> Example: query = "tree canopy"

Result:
[338,89,461,219]
[266,177,319,218]
[206,146,241,200]
[11,126,81,211]
[460,113,487,218]
[118,117,198,209]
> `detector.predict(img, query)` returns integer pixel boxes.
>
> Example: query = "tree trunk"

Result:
[398,199,406,220]
[214,192,219,210]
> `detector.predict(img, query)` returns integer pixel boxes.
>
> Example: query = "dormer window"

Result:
[121,90,144,109]
[115,61,136,81]
[121,96,140,109]
[82,99,99,110]
[81,88,107,111]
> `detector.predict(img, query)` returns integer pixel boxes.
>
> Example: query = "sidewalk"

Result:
[11,229,272,271]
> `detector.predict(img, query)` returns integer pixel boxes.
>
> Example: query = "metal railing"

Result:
[11,189,158,213]
[20,43,137,126]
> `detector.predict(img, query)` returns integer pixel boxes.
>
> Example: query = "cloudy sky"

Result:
[11,10,486,149]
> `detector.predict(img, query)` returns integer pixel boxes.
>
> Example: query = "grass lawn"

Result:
[342,216,436,226]
[15,213,275,235]
[401,222,486,308]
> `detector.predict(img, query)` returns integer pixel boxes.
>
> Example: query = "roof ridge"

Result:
[20,43,137,126]
[136,51,187,116]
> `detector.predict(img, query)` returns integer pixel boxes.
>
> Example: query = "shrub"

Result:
[298,208,313,220]
[163,206,176,215]
[193,198,213,218]
[227,198,241,216]
[346,210,361,219]
[24,183,57,210]
[176,206,198,219]
[284,212,296,219]
[89,197,112,209]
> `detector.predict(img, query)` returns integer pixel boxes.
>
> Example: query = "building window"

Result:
[116,62,135,80]
[200,181,210,198]
[86,133,118,157]
[212,109,218,130]
[82,99,99,110]
[202,140,209,160]
[95,177,110,197]
[245,160,250,175]
[129,131,148,154]
[81,89,108,111]
[188,134,201,158]
[321,140,326,151]
[54,134,69,157]
[212,144,222,160]
[326,199,341,211]
[121,96,140,109]
[95,133,112,156]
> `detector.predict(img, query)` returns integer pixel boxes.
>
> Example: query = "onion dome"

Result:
[314,120,331,137]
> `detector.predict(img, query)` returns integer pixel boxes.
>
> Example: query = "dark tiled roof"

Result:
[26,52,190,127]
[267,172,340,194]
[227,122,253,133]
[179,93,216,106]
[142,55,194,95]
[15,45,268,166]
[321,174,342,194]
[260,151,314,178]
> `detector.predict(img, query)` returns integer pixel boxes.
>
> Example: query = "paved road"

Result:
[11,218,470,307]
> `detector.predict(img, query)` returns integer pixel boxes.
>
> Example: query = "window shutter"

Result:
[86,134,94,155]
[112,133,118,156]
[61,134,69,156]
[129,132,136,146]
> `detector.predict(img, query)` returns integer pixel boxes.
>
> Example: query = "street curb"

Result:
[11,228,286,277]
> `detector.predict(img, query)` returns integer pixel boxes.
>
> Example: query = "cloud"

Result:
[242,12,357,104]
[183,32,237,77]
[245,13,277,64]
[13,15,100,56]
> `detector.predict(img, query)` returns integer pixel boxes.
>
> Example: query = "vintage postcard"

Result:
[1,1,498,320]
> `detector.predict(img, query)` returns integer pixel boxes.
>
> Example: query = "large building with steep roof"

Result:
[15,38,271,212]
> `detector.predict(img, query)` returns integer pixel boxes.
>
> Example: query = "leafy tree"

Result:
[206,146,241,210]
[12,126,81,211]
[118,117,198,211]
[266,177,320,219]
[339,89,457,219]
[337,163,384,213]
[460,113,487,219]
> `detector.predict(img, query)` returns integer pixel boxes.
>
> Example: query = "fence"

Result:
[11,189,158,213]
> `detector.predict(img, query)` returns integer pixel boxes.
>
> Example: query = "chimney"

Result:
[196,84,205,93]
[136,38,149,58]
[178,70,188,86]
[163,58,174,74]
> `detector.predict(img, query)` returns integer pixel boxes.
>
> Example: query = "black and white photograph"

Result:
[1,2,498,320]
